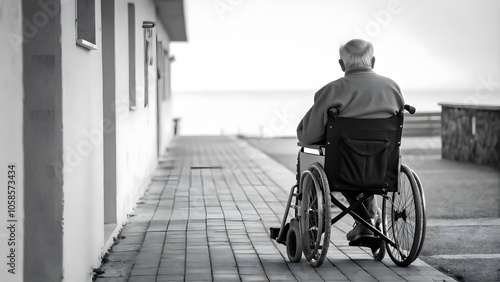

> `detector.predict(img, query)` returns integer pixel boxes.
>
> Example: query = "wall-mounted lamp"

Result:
[142,21,156,107]
[142,21,156,66]
[142,21,156,29]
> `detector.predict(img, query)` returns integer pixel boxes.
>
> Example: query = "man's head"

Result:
[339,39,375,72]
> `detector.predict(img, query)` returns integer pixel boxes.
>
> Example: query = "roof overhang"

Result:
[155,0,188,42]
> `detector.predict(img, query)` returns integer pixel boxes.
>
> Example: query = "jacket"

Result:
[297,67,405,144]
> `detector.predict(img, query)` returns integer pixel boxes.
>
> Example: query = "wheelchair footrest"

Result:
[269,223,290,245]
[348,235,382,249]
[269,227,280,240]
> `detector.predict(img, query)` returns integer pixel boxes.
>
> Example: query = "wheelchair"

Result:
[270,105,426,267]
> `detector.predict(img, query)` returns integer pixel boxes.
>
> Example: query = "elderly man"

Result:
[297,39,404,243]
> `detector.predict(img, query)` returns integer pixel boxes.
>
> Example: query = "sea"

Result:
[172,89,500,137]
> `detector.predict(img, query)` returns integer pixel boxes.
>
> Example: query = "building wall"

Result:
[102,0,118,230]
[60,1,105,281]
[113,0,172,226]
[22,0,64,281]
[0,2,24,282]
[58,0,175,281]
[0,0,177,281]
[156,11,174,155]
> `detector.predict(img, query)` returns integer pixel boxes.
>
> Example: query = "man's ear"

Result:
[339,59,346,72]
[371,57,376,69]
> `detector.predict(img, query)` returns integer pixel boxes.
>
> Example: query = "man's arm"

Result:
[296,85,335,144]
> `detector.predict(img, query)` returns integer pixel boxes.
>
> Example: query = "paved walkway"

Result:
[95,136,456,282]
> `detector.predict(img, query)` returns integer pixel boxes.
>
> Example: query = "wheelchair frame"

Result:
[270,105,427,268]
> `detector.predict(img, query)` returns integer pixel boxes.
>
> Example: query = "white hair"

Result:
[339,39,374,71]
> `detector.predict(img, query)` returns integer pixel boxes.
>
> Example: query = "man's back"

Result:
[297,67,404,144]
[331,68,404,118]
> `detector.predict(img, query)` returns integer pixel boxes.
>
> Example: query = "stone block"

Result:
[440,103,500,169]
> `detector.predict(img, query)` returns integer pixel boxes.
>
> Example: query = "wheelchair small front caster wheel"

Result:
[286,218,302,262]
[372,241,386,261]
[372,208,386,261]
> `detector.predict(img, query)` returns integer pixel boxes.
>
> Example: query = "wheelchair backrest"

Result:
[324,109,404,193]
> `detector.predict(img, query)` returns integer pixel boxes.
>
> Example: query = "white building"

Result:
[0,0,187,281]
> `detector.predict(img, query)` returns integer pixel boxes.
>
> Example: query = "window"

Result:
[143,21,155,107]
[128,3,137,110]
[76,0,97,50]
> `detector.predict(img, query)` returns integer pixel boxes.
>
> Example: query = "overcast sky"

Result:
[170,0,500,93]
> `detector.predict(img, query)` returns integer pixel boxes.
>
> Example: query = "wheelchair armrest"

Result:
[297,142,325,155]
[297,142,323,149]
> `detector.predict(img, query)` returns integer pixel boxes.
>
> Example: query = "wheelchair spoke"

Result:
[396,225,410,256]
[402,225,411,249]
[403,222,415,237]
[402,190,414,207]
[311,195,318,207]
[405,203,415,215]
[404,191,413,204]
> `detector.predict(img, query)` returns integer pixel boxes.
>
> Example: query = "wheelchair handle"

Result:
[404,104,416,115]
[330,105,415,116]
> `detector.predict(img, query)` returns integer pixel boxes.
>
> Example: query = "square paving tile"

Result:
[156,274,185,281]
[130,267,158,276]
[128,276,156,282]
[94,278,128,282]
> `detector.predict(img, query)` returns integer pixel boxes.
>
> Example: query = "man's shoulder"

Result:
[373,73,398,83]
[318,72,400,93]
[323,77,348,89]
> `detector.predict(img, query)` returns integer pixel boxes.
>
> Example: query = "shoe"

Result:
[346,222,375,242]
[375,208,383,229]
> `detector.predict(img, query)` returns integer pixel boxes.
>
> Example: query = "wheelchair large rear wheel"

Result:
[299,163,331,267]
[411,169,427,259]
[382,164,424,267]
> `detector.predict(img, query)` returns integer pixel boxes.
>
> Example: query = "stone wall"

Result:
[440,103,500,169]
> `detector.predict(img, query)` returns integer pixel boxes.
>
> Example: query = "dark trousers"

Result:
[343,193,378,223]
